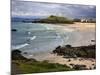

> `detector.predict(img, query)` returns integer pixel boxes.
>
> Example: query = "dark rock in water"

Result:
[56,46,61,49]
[91,40,95,42]
[65,44,72,48]
[12,29,17,32]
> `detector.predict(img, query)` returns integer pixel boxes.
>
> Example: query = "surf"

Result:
[12,36,37,49]
[30,36,36,40]
[12,43,29,49]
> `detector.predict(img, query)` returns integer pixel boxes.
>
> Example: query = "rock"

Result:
[12,50,27,60]
[91,40,95,42]
[73,64,87,70]
[12,29,17,32]
[23,52,28,54]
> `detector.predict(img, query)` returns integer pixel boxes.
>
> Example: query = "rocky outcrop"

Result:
[53,45,96,58]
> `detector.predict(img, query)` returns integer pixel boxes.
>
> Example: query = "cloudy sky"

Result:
[11,0,96,18]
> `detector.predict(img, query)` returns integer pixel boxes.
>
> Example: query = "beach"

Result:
[12,22,96,70]
[28,22,96,69]
[11,1,96,74]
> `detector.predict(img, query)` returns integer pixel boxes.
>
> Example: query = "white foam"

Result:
[12,43,29,49]
[28,31,31,35]
[63,28,74,32]
[30,36,36,40]
[28,55,34,57]
[12,36,36,49]
[41,24,54,30]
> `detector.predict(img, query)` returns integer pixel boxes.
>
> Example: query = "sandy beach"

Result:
[57,22,96,31]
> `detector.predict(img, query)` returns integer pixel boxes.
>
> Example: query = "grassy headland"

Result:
[32,15,74,24]
[22,15,95,24]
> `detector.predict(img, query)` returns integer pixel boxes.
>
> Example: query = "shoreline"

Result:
[28,22,96,69]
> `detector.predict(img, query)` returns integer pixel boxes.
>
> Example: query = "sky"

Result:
[11,0,96,19]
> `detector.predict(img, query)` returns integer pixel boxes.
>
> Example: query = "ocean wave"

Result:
[62,28,74,32]
[41,24,54,30]
[30,36,36,40]
[12,36,37,49]
[12,43,29,49]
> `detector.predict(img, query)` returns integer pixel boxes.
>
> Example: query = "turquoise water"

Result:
[11,22,66,54]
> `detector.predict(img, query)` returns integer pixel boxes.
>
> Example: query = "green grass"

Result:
[13,60,73,74]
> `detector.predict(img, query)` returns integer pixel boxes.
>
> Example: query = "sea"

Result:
[11,22,95,59]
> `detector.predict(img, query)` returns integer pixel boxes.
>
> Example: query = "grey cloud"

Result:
[12,0,96,18]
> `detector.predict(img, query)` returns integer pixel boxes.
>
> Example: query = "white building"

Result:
[81,19,88,23]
